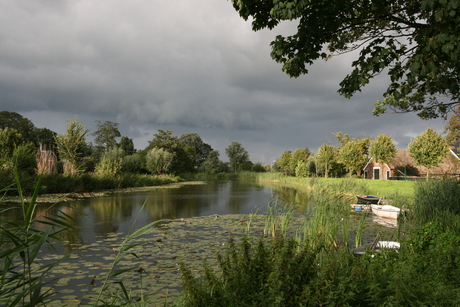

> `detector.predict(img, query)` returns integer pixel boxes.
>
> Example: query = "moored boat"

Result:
[356,195,380,204]
[371,204,400,219]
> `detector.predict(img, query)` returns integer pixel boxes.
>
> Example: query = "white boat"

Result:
[372,216,398,228]
[353,240,400,255]
[371,204,400,219]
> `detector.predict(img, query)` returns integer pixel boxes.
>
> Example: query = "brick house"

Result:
[363,141,460,180]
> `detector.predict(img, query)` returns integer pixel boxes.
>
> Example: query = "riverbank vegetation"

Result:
[1,171,459,305]
[178,178,460,306]
[2,111,458,200]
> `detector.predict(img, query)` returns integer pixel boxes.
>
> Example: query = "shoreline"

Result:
[1,181,207,204]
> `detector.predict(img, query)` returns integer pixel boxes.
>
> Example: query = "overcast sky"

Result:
[0,0,448,164]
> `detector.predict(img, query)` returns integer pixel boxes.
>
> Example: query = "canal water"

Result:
[3,180,399,305]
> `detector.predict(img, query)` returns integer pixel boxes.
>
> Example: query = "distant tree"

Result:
[240,160,254,171]
[0,111,35,143]
[276,151,293,176]
[179,133,213,168]
[444,105,460,145]
[12,143,36,174]
[316,144,338,178]
[33,127,57,149]
[369,134,397,179]
[145,130,194,174]
[338,140,368,177]
[230,0,460,119]
[202,150,225,174]
[147,130,178,151]
[54,116,88,176]
[0,127,22,163]
[119,136,135,155]
[295,161,308,178]
[225,141,249,173]
[146,147,175,175]
[332,132,351,147]
[251,162,267,173]
[92,120,121,151]
[409,128,449,181]
[122,154,143,173]
[290,148,310,175]
[95,148,124,175]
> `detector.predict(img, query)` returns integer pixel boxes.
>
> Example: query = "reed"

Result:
[0,171,74,306]
[263,196,279,237]
[92,199,165,305]
[410,179,460,232]
[355,211,368,248]
[246,207,260,233]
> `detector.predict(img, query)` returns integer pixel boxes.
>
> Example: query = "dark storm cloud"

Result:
[0,0,447,164]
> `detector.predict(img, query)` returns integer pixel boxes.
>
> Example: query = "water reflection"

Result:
[0,180,288,250]
[0,180,396,254]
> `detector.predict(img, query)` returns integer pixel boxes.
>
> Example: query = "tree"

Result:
[332,132,351,147]
[145,147,175,175]
[92,120,121,151]
[95,148,124,175]
[369,134,397,179]
[225,141,249,173]
[230,0,459,119]
[0,111,35,143]
[119,136,135,155]
[122,154,142,173]
[409,128,449,180]
[276,151,293,175]
[0,127,22,163]
[144,130,194,174]
[54,116,88,176]
[147,129,178,151]
[444,105,460,145]
[202,150,226,174]
[316,144,338,178]
[251,162,267,172]
[291,148,310,174]
[12,143,36,174]
[179,133,213,168]
[33,127,57,149]
[338,140,368,177]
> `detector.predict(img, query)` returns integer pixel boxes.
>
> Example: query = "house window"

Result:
[386,170,390,180]
[364,171,368,179]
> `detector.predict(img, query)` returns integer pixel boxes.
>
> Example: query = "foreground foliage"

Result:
[178,178,460,306]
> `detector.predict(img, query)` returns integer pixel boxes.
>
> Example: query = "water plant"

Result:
[355,211,368,248]
[0,172,74,306]
[92,199,165,305]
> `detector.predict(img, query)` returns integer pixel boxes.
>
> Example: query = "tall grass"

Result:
[0,172,180,196]
[178,179,460,306]
[0,172,74,306]
[410,178,460,232]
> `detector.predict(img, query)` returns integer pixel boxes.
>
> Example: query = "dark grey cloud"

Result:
[0,0,447,164]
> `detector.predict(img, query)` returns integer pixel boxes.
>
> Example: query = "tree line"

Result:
[1,107,459,181]
[275,122,458,180]
[0,111,264,178]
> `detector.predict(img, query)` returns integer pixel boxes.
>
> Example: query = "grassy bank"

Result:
[0,172,183,196]
[237,171,415,207]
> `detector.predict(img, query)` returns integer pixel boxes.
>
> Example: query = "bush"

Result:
[12,144,36,174]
